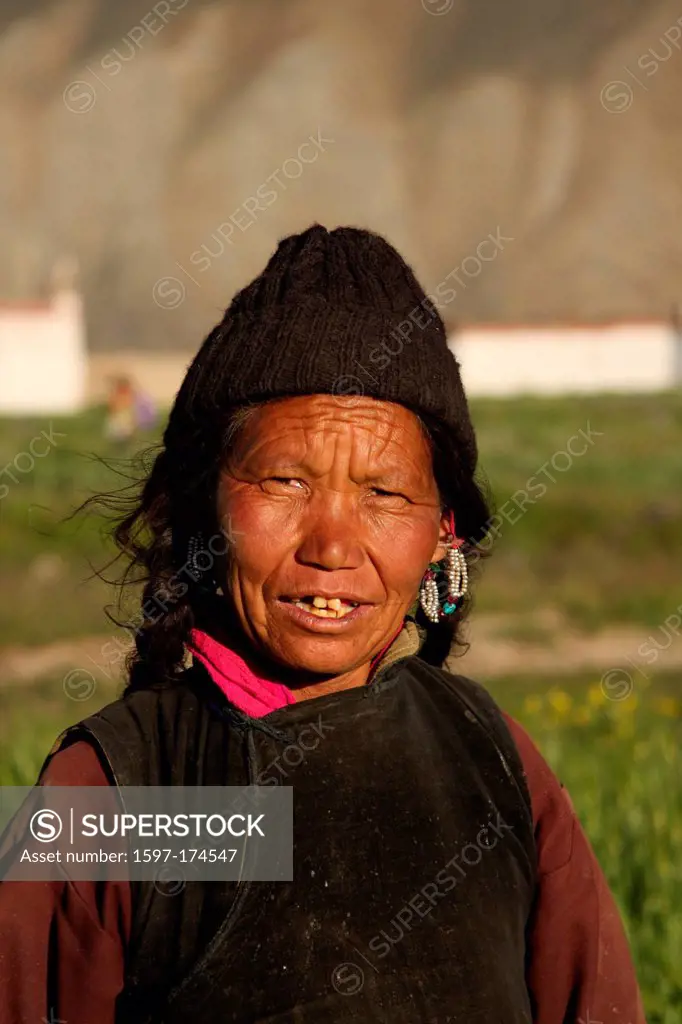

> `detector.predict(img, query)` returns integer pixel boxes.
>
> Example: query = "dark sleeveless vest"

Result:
[46,656,537,1024]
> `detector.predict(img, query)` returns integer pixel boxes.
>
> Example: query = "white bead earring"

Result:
[419,536,469,624]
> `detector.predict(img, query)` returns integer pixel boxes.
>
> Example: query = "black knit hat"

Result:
[171,224,477,473]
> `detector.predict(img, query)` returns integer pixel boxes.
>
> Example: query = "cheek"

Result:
[219,492,293,588]
[375,516,439,596]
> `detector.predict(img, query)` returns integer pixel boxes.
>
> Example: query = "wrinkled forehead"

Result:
[225,394,435,483]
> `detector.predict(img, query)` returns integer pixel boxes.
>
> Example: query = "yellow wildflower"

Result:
[548,691,573,718]
[587,685,608,708]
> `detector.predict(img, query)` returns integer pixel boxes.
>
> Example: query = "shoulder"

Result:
[41,669,212,787]
[39,738,113,786]
[409,656,507,712]
[407,657,535,807]
[82,667,211,737]
[410,657,523,750]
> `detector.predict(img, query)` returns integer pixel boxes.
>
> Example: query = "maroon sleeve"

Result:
[0,741,131,1024]
[503,713,647,1024]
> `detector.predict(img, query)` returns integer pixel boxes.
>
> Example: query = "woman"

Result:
[0,225,645,1023]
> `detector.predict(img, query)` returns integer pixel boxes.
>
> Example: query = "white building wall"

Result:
[0,288,86,415]
[0,309,679,415]
[449,324,677,396]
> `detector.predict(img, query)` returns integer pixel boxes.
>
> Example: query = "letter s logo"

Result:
[30,809,63,842]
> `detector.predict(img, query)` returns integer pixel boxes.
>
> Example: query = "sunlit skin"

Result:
[216,395,457,702]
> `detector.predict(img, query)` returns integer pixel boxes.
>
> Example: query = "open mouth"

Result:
[281,595,361,619]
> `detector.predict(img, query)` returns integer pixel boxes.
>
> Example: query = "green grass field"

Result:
[0,393,680,1021]
[489,671,682,1024]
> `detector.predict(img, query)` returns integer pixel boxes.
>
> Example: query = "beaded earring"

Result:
[187,532,205,581]
[419,536,469,625]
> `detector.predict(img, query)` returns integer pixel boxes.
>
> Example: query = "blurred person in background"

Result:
[0,227,646,1023]
[104,375,157,445]
[104,375,136,444]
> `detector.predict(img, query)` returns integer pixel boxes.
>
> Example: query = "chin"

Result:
[277,639,365,680]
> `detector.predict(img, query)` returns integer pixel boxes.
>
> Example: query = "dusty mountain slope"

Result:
[2,0,682,348]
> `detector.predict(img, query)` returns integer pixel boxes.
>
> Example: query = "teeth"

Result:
[289,596,357,618]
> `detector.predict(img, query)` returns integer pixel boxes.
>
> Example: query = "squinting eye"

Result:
[261,477,307,493]
[370,488,409,504]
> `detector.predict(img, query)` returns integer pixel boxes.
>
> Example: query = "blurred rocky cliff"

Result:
[2,0,682,349]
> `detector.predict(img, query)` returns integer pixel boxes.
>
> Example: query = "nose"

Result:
[294,495,365,572]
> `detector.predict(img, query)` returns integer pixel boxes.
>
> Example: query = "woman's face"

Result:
[217,395,450,679]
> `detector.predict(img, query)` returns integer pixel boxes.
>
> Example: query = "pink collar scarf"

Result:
[188,626,404,719]
[189,629,296,717]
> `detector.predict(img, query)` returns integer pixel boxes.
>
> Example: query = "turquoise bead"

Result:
[443,601,457,614]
